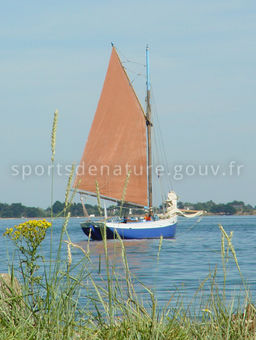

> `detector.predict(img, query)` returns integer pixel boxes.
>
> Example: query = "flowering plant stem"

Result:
[4,219,51,312]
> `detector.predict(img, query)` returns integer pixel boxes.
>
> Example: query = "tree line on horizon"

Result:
[0,200,255,218]
[177,200,255,215]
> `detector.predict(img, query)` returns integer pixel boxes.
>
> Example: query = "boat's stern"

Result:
[81,220,115,240]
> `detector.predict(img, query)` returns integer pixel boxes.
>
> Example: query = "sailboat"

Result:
[73,45,203,240]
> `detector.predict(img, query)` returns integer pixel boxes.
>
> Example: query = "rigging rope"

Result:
[117,47,176,208]
[151,85,174,192]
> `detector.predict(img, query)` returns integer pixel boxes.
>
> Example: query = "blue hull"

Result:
[81,220,176,241]
[81,223,115,240]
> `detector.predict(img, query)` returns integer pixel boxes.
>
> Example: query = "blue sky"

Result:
[0,0,255,208]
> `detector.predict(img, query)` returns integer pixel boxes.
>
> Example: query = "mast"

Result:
[146,45,153,211]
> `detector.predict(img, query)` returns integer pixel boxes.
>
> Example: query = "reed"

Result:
[50,109,59,218]
[64,163,75,215]
[119,170,131,217]
[51,109,58,163]
[95,180,103,216]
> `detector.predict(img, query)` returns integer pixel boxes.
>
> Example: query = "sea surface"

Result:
[0,215,256,310]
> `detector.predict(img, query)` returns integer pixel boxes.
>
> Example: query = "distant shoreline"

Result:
[1,200,255,219]
[205,212,256,216]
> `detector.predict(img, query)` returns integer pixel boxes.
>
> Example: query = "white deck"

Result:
[106,216,177,230]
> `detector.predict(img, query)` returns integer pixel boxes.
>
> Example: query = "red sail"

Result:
[74,47,148,207]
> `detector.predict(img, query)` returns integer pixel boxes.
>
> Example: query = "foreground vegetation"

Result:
[1,218,256,339]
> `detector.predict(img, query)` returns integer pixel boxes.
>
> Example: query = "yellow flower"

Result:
[202,309,212,314]
[3,219,51,244]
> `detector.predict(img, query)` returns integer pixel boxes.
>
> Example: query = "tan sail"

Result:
[74,47,148,207]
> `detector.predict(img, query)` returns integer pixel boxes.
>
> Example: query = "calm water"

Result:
[1,215,256,309]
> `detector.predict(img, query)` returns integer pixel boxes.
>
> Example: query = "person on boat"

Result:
[144,213,151,221]
[123,216,128,223]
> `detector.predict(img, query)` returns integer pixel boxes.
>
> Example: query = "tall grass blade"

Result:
[95,180,102,216]
[119,170,131,216]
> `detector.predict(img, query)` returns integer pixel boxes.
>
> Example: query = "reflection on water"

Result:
[77,238,153,265]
